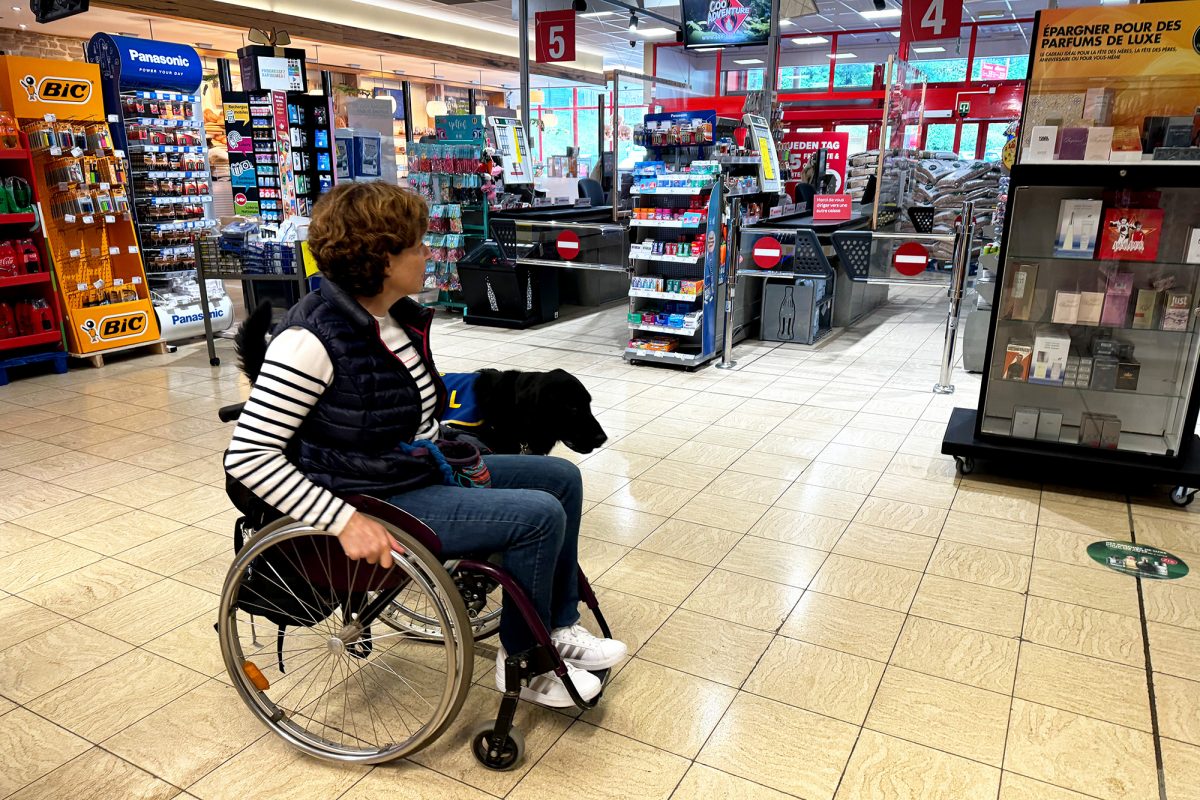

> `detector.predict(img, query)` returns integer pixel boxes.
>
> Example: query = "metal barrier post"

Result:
[195,238,219,367]
[716,198,742,370]
[933,200,975,394]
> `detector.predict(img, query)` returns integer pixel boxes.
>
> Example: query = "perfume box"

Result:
[1059,127,1089,160]
[1092,337,1120,357]
[1009,263,1039,320]
[1111,126,1143,161]
[1077,291,1105,325]
[1054,200,1103,258]
[1084,88,1115,126]
[1052,291,1081,324]
[1090,354,1120,391]
[1077,356,1094,387]
[1132,289,1160,329]
[1186,228,1200,265]
[1084,127,1114,161]
[1037,409,1064,441]
[1003,341,1033,381]
[1029,332,1072,385]
[1100,272,1135,326]
[1162,291,1192,331]
[1100,415,1122,449]
[1012,406,1040,439]
[1080,412,1104,446]
[1116,360,1140,391]
[1028,126,1059,161]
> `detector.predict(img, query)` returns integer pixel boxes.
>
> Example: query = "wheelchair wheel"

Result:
[380,565,502,642]
[217,517,475,765]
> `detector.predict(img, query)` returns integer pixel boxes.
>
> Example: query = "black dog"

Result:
[234,303,606,456]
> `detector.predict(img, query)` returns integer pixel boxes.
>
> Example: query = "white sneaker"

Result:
[551,624,627,670]
[494,648,602,708]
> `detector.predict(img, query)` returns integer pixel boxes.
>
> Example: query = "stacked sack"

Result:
[906,153,1001,261]
[845,151,880,201]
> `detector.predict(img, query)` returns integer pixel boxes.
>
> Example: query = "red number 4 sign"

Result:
[535,10,576,63]
[902,0,962,44]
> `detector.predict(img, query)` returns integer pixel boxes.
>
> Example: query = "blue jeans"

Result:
[388,455,583,653]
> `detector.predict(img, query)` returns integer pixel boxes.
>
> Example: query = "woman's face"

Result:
[386,239,430,297]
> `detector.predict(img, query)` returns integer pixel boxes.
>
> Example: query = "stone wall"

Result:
[0,30,87,62]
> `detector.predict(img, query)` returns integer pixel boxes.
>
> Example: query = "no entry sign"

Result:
[556,229,581,260]
[893,242,929,276]
[752,236,783,269]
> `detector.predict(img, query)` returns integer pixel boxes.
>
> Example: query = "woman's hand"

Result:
[338,512,404,569]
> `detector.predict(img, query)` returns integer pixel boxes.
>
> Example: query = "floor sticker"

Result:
[1088,540,1189,580]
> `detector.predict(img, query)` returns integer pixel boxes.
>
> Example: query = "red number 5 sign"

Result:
[535,10,576,63]
[902,0,962,43]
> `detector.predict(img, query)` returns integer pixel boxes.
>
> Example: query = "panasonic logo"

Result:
[171,309,224,325]
[128,49,191,68]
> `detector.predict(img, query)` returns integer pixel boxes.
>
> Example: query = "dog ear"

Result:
[235,302,274,383]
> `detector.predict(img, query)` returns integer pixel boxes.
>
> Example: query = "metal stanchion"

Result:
[716,198,742,370]
[195,238,219,367]
[933,200,976,394]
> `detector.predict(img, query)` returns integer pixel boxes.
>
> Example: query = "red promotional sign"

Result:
[752,236,783,269]
[780,131,849,194]
[893,242,930,276]
[902,0,963,44]
[556,229,581,260]
[813,194,853,221]
[535,10,576,64]
[979,61,1008,81]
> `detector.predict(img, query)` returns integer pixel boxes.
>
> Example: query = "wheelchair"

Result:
[215,402,614,770]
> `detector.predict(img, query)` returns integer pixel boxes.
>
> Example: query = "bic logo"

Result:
[20,75,93,104]
[80,311,148,344]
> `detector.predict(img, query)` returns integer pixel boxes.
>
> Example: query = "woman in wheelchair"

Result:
[222,182,625,745]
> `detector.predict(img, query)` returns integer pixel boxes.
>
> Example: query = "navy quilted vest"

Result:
[279,279,448,498]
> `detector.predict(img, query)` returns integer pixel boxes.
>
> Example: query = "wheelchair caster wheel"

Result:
[209,357,221,367]
[1170,486,1194,507]
[954,456,975,475]
[470,721,525,771]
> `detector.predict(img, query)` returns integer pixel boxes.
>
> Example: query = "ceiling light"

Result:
[789,35,828,45]
[628,12,638,30]
[828,52,857,59]
[693,46,722,52]
[426,100,448,117]
[635,27,676,37]
[393,69,406,75]
[18,22,26,28]
[10,5,19,10]
[1099,0,1128,4]
[195,42,213,49]
[890,31,900,37]
[912,46,945,53]
[780,19,794,26]
[580,9,614,16]
[977,10,1005,19]
[734,58,764,65]
[858,7,901,19]
[348,63,362,69]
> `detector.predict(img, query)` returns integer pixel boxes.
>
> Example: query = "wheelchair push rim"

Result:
[217,518,475,765]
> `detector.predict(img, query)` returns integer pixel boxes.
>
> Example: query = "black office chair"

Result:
[578,178,605,206]
[861,175,877,205]
[793,182,816,213]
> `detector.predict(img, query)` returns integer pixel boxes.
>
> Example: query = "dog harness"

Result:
[441,372,485,428]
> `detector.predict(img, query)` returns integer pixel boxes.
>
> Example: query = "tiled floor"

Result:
[1,285,1198,799]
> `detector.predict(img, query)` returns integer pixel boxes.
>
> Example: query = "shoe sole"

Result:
[494,674,602,708]
[559,651,626,671]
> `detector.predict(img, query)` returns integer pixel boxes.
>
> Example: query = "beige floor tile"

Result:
[594,550,710,605]
[638,608,773,686]
[13,495,133,537]
[1016,643,1150,732]
[951,484,1040,525]
[853,496,947,537]
[747,507,847,550]
[1023,597,1144,668]
[0,697,13,715]
[746,635,884,724]
[585,658,736,757]
[775,484,867,521]
[578,449,660,479]
[682,569,802,631]
[603,480,697,517]
[794,461,882,495]
[172,554,232,595]
[122,442,214,472]
[141,485,233,526]
[817,442,894,471]
[866,665,1010,766]
[77,579,216,645]
[832,523,937,572]
[117,528,230,576]
[1148,621,1200,681]
[1033,526,1104,568]
[636,519,742,566]
[28,649,207,741]
[143,613,228,678]
[0,594,68,651]
[998,773,1102,800]
[1028,560,1140,619]
[0,438,68,471]
[0,620,131,703]
[95,473,208,508]
[0,539,103,594]
[1155,672,1200,746]
[84,434,175,461]
[1141,581,1200,630]
[1037,504,1131,537]
[885,453,960,483]
[8,450,109,482]
[637,460,724,492]
[832,426,907,452]
[835,729,1001,800]
[665,440,745,470]
[509,721,689,800]
[697,692,858,800]
[891,615,1018,694]
[910,573,1026,637]
[671,763,796,800]
[752,433,828,460]
[341,763,494,799]
[1004,699,1157,800]
[105,680,267,786]
[61,510,186,555]
[0,480,84,522]
[673,493,769,534]
[0,707,91,798]
[610,430,689,457]
[771,417,842,441]
[703,472,792,506]
[781,591,905,662]
[19,558,161,617]
[591,587,676,656]
[1161,737,1200,800]
[927,540,1031,593]
[940,510,1036,555]
[580,503,667,547]
[51,461,155,495]
[727,450,810,481]
[716,536,826,588]
[188,732,370,800]
[0,522,51,558]
[6,747,180,800]
[809,554,921,612]
[870,473,958,509]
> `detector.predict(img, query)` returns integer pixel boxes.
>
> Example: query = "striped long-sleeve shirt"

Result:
[223,315,440,535]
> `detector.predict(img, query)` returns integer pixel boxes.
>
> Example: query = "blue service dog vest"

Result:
[440,372,484,428]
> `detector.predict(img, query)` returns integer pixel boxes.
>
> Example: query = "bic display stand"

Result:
[0,55,163,361]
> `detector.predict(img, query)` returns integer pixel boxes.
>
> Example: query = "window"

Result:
[983,122,1010,162]
[576,107,599,159]
[779,65,830,91]
[835,124,870,155]
[910,58,968,83]
[971,55,1029,81]
[832,63,876,89]
[539,109,574,158]
[722,68,763,94]
[925,123,956,152]
[958,123,980,159]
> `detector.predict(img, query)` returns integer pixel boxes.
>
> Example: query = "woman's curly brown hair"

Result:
[307,182,429,297]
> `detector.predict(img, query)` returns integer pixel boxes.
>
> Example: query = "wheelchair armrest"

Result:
[219,403,246,423]
[344,494,444,557]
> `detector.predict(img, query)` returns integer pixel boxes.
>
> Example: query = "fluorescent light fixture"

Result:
[195,42,213,49]
[580,9,615,16]
[635,26,676,37]
[789,35,829,45]
[1100,0,1128,4]
[890,31,900,37]
[693,46,723,52]
[912,46,945,53]
[780,19,794,26]
[977,10,1005,19]
[347,63,362,69]
[859,7,901,19]
[734,58,764,65]
[827,52,857,59]
[393,69,406,75]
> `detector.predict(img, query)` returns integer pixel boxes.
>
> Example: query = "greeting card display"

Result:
[1098,208,1164,262]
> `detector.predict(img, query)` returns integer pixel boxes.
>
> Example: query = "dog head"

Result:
[522,369,607,455]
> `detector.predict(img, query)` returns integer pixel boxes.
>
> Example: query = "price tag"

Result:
[90,248,101,257]
[93,280,105,290]
[769,207,784,218]
[108,247,120,255]
[131,276,142,285]
[82,215,94,224]
[76,283,87,291]
[70,147,83,158]
[43,114,56,122]
[104,215,116,224]
[113,278,124,286]
[50,147,62,156]
[128,246,139,254]
[108,114,118,123]
[114,149,125,159]
[64,214,76,223]
[57,182,69,191]
[201,196,212,203]
[99,182,110,190]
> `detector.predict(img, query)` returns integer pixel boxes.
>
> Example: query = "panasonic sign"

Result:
[128,49,192,68]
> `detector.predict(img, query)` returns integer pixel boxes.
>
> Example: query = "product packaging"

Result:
[1100,415,1122,449]
[1054,200,1103,258]
[1003,341,1033,381]
[1132,289,1160,329]
[1098,208,1164,262]
[1115,360,1140,391]
[1090,354,1120,391]
[1101,273,1135,327]
[1009,263,1039,320]
[1162,291,1192,331]
[1084,127,1114,161]
[0,301,14,338]
[1052,291,1080,324]
[1077,291,1105,325]
[1036,409,1064,441]
[1080,412,1105,446]
[1029,332,1071,385]
[1012,406,1040,439]
[1059,128,1089,160]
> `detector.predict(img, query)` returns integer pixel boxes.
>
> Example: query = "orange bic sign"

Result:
[21,75,92,104]
[0,56,105,120]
